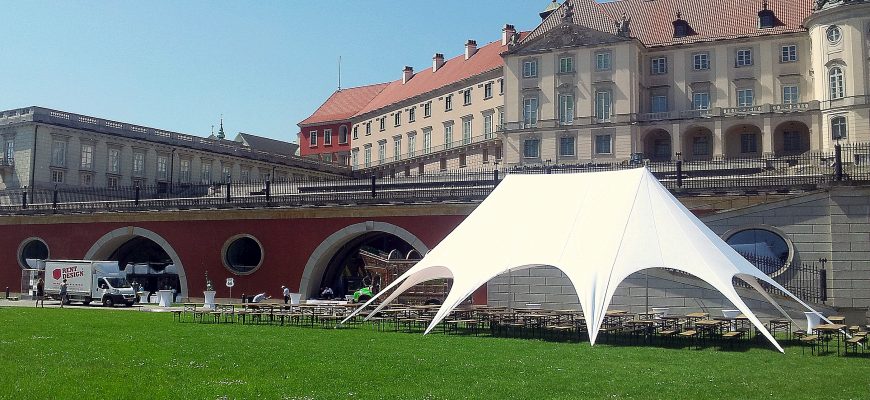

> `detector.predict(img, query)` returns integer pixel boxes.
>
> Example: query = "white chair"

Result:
[722,309,741,318]
[651,307,669,320]
[804,311,823,334]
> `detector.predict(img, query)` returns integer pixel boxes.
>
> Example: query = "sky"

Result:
[0,0,555,144]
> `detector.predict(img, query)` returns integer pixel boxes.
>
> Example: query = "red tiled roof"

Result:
[353,35,527,118]
[525,0,813,48]
[299,82,389,126]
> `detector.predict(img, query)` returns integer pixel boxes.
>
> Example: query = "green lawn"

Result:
[0,307,867,400]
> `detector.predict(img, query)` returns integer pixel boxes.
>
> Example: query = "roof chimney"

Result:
[432,53,445,72]
[465,40,478,60]
[502,24,516,46]
[402,66,414,84]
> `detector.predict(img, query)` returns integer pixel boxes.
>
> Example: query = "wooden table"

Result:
[815,323,848,355]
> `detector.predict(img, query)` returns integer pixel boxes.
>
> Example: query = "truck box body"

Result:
[43,260,137,306]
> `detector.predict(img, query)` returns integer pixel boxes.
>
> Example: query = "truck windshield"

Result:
[104,277,131,288]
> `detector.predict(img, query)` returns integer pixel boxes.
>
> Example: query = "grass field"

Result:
[1,307,868,400]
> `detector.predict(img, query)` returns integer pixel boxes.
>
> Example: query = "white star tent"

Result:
[342,168,826,352]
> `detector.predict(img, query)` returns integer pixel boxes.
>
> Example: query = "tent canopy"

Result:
[344,168,824,352]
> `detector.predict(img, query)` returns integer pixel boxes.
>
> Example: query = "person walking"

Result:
[282,285,290,304]
[59,279,68,308]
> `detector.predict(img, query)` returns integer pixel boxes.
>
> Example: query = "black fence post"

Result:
[834,143,843,181]
[52,185,58,209]
[676,160,683,188]
[493,168,499,182]
[226,179,232,203]
[819,267,828,303]
[371,175,377,198]
[134,185,140,206]
[265,180,271,202]
[21,187,27,210]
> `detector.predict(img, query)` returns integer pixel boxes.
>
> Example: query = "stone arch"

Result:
[641,129,672,161]
[724,124,763,158]
[84,227,188,298]
[681,126,714,161]
[773,121,811,156]
[299,221,429,299]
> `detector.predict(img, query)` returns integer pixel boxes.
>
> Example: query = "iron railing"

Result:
[733,253,826,305]
[1,143,868,215]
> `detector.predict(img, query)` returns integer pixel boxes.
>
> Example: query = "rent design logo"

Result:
[53,267,84,280]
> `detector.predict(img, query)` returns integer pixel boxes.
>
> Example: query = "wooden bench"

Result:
[845,336,866,355]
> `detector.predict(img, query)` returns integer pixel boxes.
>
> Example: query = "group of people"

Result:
[33,277,68,308]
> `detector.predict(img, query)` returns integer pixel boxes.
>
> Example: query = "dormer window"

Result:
[758,0,777,29]
[672,11,695,38]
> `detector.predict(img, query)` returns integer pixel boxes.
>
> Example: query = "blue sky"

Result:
[0,1,554,143]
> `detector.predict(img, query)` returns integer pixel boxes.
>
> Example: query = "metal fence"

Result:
[733,253,826,305]
[1,143,868,215]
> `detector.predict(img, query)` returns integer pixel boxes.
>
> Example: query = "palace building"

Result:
[302,0,870,173]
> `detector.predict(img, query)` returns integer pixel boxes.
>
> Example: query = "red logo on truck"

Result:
[52,269,62,280]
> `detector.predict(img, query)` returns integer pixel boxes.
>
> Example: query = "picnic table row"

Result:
[170,303,868,354]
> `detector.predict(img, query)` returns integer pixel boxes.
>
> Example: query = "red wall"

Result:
[0,214,466,301]
[298,121,353,158]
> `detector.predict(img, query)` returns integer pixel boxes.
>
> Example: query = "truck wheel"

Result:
[83,298,92,306]
[103,297,114,307]
[125,302,134,307]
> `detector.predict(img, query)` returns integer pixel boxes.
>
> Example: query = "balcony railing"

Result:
[353,133,500,171]
[721,105,763,115]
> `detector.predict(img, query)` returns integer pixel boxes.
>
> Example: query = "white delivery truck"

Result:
[43,260,137,306]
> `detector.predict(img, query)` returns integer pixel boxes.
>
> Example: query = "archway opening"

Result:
[107,236,179,297]
[681,127,714,161]
[642,129,672,161]
[724,124,762,158]
[773,121,810,156]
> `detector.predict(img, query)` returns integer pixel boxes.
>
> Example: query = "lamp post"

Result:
[833,135,843,181]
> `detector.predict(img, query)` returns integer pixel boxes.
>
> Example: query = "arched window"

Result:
[338,125,349,144]
[829,66,845,99]
[831,116,847,140]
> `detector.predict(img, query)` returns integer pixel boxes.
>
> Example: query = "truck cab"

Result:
[90,275,136,307]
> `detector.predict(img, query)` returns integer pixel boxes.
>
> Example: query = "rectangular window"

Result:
[51,169,64,184]
[393,137,402,161]
[221,165,231,182]
[783,131,801,152]
[200,163,211,183]
[379,117,386,131]
[740,133,758,153]
[445,95,453,111]
[338,127,348,144]
[408,135,416,157]
[408,107,415,122]
[463,90,472,106]
[351,149,359,169]
[424,101,432,117]
[240,168,250,182]
[157,155,169,180]
[80,173,93,187]
[595,52,611,71]
[523,139,540,158]
[377,141,386,164]
[179,159,190,183]
[483,114,493,139]
[651,95,668,113]
[559,136,575,157]
[353,126,359,140]
[559,56,573,73]
[595,90,612,121]
[737,88,754,107]
[484,82,493,99]
[132,152,145,177]
[693,52,709,70]
[595,134,612,154]
[108,148,121,174]
[692,136,710,156]
[51,140,66,167]
[693,91,710,110]
[3,139,12,164]
[522,59,538,78]
[365,122,371,136]
[107,176,118,189]
[559,94,574,124]
[80,144,93,170]
[780,45,797,63]
[323,129,332,145]
[309,130,317,147]
[394,112,401,127]
[782,85,799,104]
[444,125,453,148]
[522,97,538,128]
[423,130,432,153]
[651,57,667,74]
[364,147,371,168]
[462,119,472,144]
[499,79,504,94]
[736,49,752,67]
